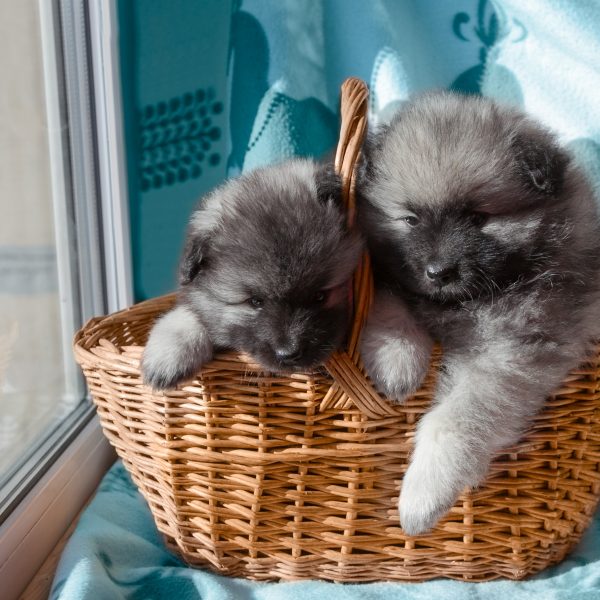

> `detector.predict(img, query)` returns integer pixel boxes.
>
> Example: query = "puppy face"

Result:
[360,92,571,302]
[180,159,362,371]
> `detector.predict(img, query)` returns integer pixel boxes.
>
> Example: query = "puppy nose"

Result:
[425,263,458,286]
[274,346,302,364]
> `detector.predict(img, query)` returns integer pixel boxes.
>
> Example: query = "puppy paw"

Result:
[361,332,431,403]
[141,305,213,391]
[398,407,490,535]
[363,348,429,403]
[398,462,458,536]
[360,292,433,403]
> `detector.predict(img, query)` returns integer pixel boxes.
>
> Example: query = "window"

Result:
[0,1,131,596]
[0,0,79,494]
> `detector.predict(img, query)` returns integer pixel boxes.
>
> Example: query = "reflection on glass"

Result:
[0,1,81,483]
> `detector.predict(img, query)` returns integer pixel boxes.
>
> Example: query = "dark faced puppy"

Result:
[358,92,600,535]
[142,159,362,390]
[362,92,596,304]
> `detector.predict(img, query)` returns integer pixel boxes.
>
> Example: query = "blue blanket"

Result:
[51,461,600,600]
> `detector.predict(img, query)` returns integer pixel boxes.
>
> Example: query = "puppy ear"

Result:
[179,233,206,285]
[513,133,570,196]
[179,186,226,285]
[315,162,342,204]
[360,125,388,181]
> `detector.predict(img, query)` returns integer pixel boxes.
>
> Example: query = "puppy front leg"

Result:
[141,304,213,391]
[399,397,493,536]
[360,290,433,402]
[398,346,568,535]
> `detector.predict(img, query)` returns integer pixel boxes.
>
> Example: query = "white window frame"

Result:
[0,1,132,597]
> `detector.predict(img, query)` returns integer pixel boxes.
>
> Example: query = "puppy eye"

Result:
[247,297,263,308]
[471,212,489,227]
[402,215,419,226]
[312,290,328,304]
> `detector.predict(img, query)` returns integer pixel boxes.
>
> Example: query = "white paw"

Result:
[398,461,460,536]
[398,408,489,535]
[361,329,431,403]
[363,341,430,403]
[141,305,213,391]
[360,292,432,403]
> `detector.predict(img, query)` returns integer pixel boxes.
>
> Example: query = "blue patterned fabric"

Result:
[481,0,600,197]
[123,0,485,300]
[50,461,600,599]
[122,0,600,300]
[118,0,233,301]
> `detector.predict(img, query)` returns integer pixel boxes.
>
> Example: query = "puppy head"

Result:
[360,91,572,302]
[180,159,362,371]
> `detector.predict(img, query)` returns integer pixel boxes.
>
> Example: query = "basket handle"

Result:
[320,78,397,419]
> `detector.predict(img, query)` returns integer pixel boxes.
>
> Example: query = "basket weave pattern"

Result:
[74,79,600,582]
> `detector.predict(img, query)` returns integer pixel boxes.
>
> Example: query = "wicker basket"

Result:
[74,78,600,583]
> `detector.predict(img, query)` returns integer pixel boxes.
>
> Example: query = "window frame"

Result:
[0,0,132,596]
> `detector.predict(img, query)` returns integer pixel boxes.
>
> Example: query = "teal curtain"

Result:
[118,0,600,301]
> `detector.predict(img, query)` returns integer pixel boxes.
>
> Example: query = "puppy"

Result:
[358,92,600,535]
[142,159,362,390]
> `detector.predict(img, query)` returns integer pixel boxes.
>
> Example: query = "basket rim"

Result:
[74,292,335,377]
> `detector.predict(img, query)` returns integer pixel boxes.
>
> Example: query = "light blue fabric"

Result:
[118,0,233,301]
[50,461,600,599]
[481,0,600,196]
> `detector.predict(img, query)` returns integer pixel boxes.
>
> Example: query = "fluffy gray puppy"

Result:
[142,159,362,390]
[358,92,600,535]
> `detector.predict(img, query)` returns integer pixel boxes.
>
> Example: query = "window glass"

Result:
[0,1,83,487]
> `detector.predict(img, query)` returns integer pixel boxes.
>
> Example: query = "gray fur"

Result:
[358,91,600,535]
[142,158,363,390]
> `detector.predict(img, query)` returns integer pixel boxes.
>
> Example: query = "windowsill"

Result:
[19,500,88,600]
[0,417,115,599]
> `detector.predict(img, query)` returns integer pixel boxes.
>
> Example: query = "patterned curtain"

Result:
[119,0,600,300]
